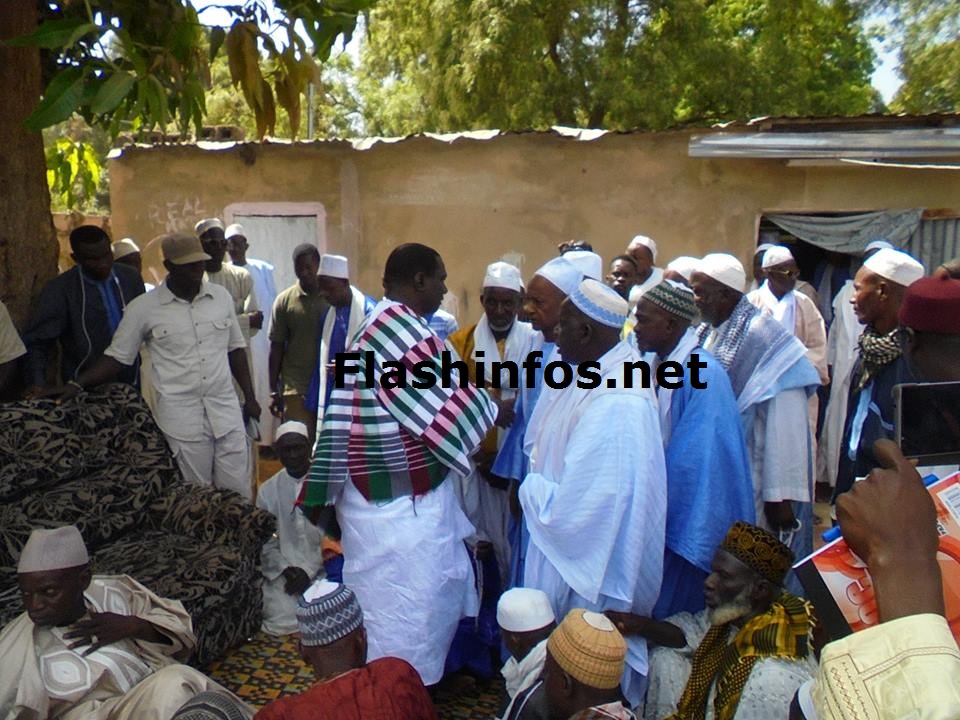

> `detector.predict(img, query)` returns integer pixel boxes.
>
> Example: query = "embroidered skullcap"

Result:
[864,239,895,254]
[535,257,582,296]
[297,580,364,647]
[721,521,793,586]
[899,275,960,334]
[497,587,556,633]
[483,261,523,292]
[224,224,245,240]
[548,609,626,690]
[292,243,320,263]
[761,245,795,269]
[319,254,349,280]
[863,248,925,288]
[171,691,253,720]
[194,218,224,236]
[18,526,89,573]
[644,281,697,323]
[696,253,746,293]
[665,256,699,282]
[569,278,628,328]
[754,243,776,256]
[276,421,309,440]
[112,238,140,260]
[627,234,658,262]
[563,250,603,281]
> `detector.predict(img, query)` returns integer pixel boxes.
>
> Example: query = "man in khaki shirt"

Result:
[269,243,327,443]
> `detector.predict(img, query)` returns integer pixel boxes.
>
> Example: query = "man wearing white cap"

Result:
[749,244,819,304]
[562,249,604,282]
[834,247,925,500]
[817,240,893,494]
[0,525,237,719]
[520,278,667,706]
[113,237,155,291]
[448,260,539,581]
[691,254,820,573]
[302,253,375,442]
[225,224,277,443]
[490,256,580,591]
[497,587,556,720]
[256,421,324,636]
[663,256,699,287]
[56,233,260,499]
[626,234,664,302]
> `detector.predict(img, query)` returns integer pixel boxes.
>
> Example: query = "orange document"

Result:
[794,471,960,642]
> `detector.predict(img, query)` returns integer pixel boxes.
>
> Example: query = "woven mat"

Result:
[206,631,505,719]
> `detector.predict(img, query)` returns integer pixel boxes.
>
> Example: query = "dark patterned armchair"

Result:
[0,384,275,666]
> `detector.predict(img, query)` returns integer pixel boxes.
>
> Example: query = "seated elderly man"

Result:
[255,580,436,720]
[0,526,237,719]
[607,522,817,720]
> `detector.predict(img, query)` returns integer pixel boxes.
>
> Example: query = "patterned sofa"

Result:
[0,384,275,666]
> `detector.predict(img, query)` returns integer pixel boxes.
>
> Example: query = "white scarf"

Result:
[499,639,548,719]
[472,315,539,401]
[656,327,700,447]
[316,286,369,420]
[759,280,797,337]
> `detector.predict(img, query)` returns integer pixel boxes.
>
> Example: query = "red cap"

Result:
[899,275,960,334]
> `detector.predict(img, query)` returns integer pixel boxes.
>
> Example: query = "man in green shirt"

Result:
[269,244,327,444]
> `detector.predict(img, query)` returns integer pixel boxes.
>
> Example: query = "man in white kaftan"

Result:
[519,279,667,707]
[1,526,240,720]
[447,261,540,582]
[256,421,324,636]
[226,223,278,444]
[692,254,820,575]
[299,244,499,686]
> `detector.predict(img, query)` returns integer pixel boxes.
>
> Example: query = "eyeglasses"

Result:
[766,269,799,279]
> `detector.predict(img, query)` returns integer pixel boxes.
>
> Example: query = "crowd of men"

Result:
[0,221,959,720]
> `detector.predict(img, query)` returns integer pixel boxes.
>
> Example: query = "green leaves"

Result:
[25,68,85,131]
[91,71,135,115]
[45,137,103,210]
[5,17,96,49]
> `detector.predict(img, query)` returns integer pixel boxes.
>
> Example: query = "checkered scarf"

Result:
[299,301,496,510]
[856,326,905,390]
[695,295,757,372]
[668,592,814,720]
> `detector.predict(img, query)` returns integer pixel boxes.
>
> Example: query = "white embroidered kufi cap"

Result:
[112,238,140,260]
[696,253,747,292]
[497,587,556,633]
[665,256,699,282]
[535,257,583,296]
[627,234,658,262]
[863,248,925,287]
[754,242,776,256]
[18,526,89,573]
[275,421,309,439]
[483,261,523,292]
[224,224,245,240]
[318,254,349,280]
[569,278,629,328]
[194,218,224,236]
[761,245,795,269]
[563,250,603,281]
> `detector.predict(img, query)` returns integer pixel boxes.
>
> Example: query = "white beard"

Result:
[708,586,754,626]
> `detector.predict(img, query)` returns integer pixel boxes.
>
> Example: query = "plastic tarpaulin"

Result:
[765,209,924,254]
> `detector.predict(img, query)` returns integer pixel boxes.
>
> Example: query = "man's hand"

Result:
[604,610,647,636]
[243,397,262,422]
[493,396,516,428]
[837,439,943,622]
[27,382,83,403]
[764,500,796,531]
[63,612,169,655]
[269,392,285,418]
[282,567,311,595]
[249,311,264,330]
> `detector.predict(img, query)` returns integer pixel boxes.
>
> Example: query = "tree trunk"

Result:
[0,1,57,328]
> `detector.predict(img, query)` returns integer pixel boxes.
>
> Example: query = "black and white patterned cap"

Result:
[296,580,364,647]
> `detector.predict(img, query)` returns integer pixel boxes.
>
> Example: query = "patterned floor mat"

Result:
[206,631,505,719]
